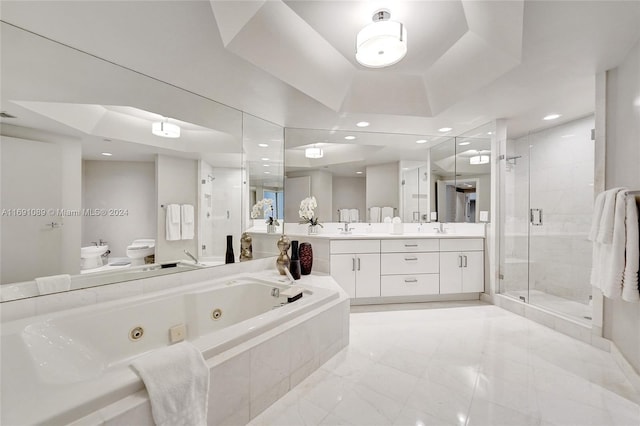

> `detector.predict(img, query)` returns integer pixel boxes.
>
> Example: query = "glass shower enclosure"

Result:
[499,116,595,324]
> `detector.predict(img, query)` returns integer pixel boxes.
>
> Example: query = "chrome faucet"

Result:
[184,249,198,264]
[433,222,446,234]
[341,222,355,234]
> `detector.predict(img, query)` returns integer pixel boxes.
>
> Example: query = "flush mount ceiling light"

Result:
[344,135,356,140]
[356,9,407,68]
[356,121,370,127]
[305,146,324,159]
[470,155,490,165]
[152,118,180,138]
[543,113,561,120]
[439,127,453,132]
[416,139,427,144]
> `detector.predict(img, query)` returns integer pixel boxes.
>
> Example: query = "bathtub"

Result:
[1,273,349,425]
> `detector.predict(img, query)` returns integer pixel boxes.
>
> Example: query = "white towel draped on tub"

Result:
[35,274,71,295]
[165,204,181,241]
[181,204,195,240]
[590,188,640,301]
[131,342,210,426]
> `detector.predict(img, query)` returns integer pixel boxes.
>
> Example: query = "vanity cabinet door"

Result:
[439,252,463,294]
[461,251,484,292]
[355,253,381,298]
[330,254,356,298]
[439,251,484,294]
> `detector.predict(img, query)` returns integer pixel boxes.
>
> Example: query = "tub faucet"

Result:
[184,249,198,264]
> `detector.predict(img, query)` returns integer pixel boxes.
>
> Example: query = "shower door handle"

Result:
[530,209,543,226]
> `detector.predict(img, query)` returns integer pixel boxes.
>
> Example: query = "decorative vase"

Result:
[289,240,301,280]
[267,224,276,234]
[276,234,290,275]
[308,224,319,235]
[239,232,252,262]
[299,242,313,275]
[225,235,235,264]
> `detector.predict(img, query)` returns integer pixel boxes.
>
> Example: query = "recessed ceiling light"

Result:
[356,171,363,175]
[458,141,470,146]
[101,152,113,156]
[263,164,270,167]
[416,139,427,144]
[261,157,270,161]
[439,127,452,132]
[402,167,409,170]
[264,171,271,174]
[356,121,370,128]
[344,135,356,140]
[258,143,269,148]
[543,113,561,120]
[487,132,493,135]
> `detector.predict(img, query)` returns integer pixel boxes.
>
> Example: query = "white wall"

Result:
[156,155,198,262]
[1,134,81,283]
[332,176,366,222]
[602,39,640,373]
[366,162,399,219]
[285,170,333,223]
[82,160,156,258]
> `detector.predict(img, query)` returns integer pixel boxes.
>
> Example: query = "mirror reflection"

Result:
[0,22,283,300]
[283,128,491,226]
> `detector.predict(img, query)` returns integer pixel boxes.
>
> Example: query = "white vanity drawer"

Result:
[380,252,439,275]
[330,239,380,254]
[381,239,439,253]
[439,238,483,252]
[381,274,439,296]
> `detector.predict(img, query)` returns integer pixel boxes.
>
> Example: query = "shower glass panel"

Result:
[500,116,595,324]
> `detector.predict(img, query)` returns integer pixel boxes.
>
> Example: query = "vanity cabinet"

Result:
[330,240,380,298]
[380,239,439,297]
[439,239,484,294]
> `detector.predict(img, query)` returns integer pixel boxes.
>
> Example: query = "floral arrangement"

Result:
[251,198,279,226]
[299,196,322,227]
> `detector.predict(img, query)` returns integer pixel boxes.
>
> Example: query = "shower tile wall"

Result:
[505,116,595,304]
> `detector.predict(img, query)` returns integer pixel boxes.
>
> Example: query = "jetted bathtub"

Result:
[1,274,348,425]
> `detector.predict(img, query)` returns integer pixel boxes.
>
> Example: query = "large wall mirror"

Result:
[283,127,492,226]
[0,22,283,301]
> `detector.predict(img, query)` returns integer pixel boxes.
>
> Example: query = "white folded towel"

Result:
[35,274,71,295]
[597,187,625,243]
[131,342,209,426]
[622,194,640,302]
[369,206,381,223]
[381,206,394,222]
[181,204,195,240]
[349,208,359,223]
[166,204,181,241]
[339,208,349,222]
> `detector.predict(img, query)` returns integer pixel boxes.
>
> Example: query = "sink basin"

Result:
[80,245,109,257]
[80,245,109,270]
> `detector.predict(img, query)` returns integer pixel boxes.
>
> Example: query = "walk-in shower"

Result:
[499,116,595,324]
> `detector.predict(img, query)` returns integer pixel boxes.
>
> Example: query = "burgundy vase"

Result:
[299,242,313,275]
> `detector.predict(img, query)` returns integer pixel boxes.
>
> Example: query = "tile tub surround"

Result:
[2,272,349,425]
[250,304,640,426]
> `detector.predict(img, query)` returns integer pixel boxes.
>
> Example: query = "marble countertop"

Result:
[284,232,484,240]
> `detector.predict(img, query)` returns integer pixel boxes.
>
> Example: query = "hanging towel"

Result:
[381,206,394,222]
[181,204,195,240]
[35,274,71,295]
[339,209,349,222]
[622,193,640,302]
[165,204,181,241]
[370,206,381,223]
[588,191,607,241]
[597,187,626,243]
[131,342,210,426]
[349,208,359,223]
[591,189,627,298]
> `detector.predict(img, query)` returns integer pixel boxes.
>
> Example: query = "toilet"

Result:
[126,239,155,266]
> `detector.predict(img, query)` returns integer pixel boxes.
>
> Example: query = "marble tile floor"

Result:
[249,303,640,426]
